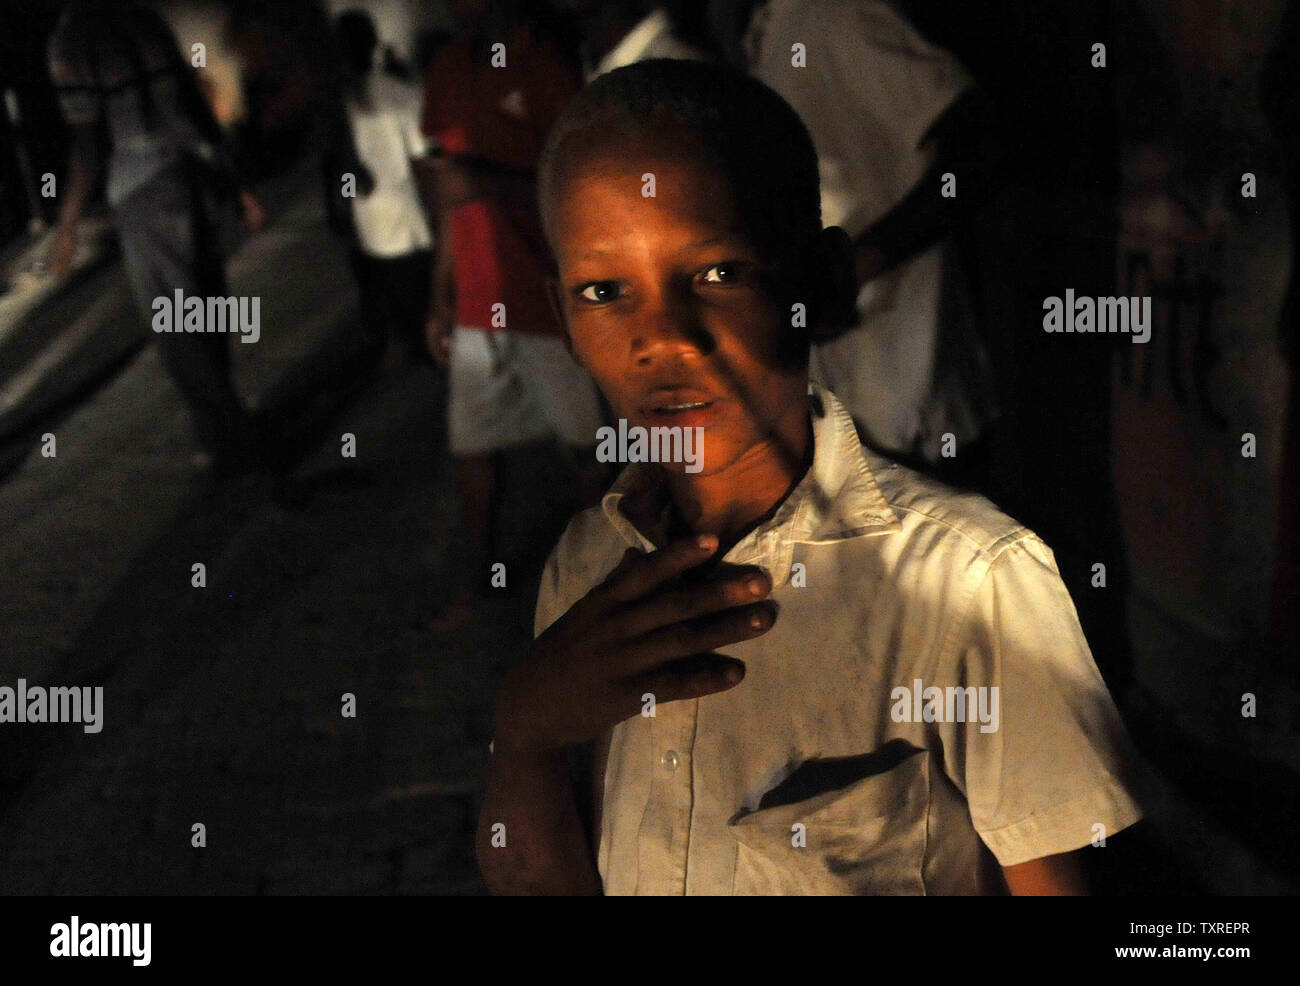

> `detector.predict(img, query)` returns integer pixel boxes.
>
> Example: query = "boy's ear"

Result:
[545,275,582,364]
[805,226,857,339]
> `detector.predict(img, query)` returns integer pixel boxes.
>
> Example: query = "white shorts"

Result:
[447,326,605,456]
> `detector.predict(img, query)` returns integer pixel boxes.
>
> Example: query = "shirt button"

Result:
[661,750,680,772]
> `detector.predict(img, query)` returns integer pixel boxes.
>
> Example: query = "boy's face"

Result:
[545,127,812,478]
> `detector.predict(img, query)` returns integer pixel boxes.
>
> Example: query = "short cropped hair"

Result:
[538,59,822,266]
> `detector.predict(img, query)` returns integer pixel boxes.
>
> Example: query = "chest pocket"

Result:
[727,744,930,895]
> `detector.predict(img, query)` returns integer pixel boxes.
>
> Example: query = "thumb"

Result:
[609,546,643,578]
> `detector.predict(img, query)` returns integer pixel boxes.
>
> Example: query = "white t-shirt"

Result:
[746,0,993,462]
[346,73,433,258]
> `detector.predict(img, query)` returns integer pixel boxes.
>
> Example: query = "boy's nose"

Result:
[631,294,714,365]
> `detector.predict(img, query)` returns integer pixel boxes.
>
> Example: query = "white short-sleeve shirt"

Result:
[533,386,1144,894]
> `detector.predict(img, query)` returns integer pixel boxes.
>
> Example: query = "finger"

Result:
[606,545,643,580]
[583,547,651,623]
[614,566,771,641]
[632,654,746,708]
[602,534,719,605]
[617,601,775,675]
[557,546,643,634]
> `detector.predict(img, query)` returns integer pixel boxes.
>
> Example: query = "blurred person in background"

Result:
[327,8,437,371]
[733,0,1002,482]
[47,0,268,478]
[420,0,605,632]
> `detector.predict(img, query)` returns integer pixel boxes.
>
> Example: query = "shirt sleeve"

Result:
[818,0,972,154]
[938,534,1145,867]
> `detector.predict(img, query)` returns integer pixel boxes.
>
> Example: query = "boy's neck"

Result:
[659,396,814,555]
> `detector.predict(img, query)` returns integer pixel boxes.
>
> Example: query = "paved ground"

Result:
[0,180,583,894]
[0,173,1295,895]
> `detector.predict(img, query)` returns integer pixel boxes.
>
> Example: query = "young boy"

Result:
[477,59,1144,895]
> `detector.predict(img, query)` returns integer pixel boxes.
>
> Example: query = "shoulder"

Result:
[866,449,1035,564]
[536,505,627,635]
[547,505,626,587]
[764,0,953,62]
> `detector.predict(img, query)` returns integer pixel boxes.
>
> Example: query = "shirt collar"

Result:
[600,384,901,577]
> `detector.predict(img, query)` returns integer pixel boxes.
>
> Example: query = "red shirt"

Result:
[421,29,579,334]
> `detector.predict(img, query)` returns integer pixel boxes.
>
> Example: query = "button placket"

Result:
[657,704,693,787]
[643,697,697,894]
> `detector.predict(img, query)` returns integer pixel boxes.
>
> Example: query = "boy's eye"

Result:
[701,262,744,285]
[578,281,623,303]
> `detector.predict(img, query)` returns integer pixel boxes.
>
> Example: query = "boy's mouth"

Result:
[657,401,710,412]
[641,388,719,422]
